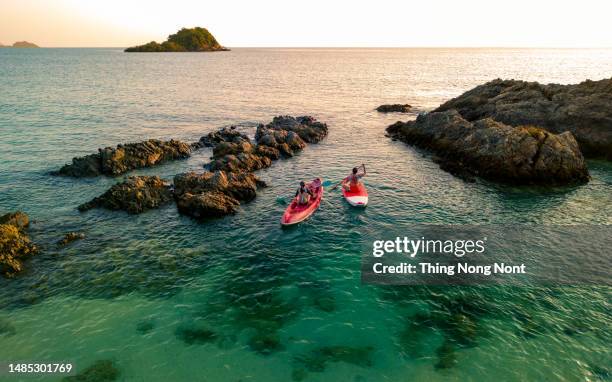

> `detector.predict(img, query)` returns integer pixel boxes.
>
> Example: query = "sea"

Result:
[0,48,611,381]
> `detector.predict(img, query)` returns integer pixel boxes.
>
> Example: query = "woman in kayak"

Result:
[342,164,366,191]
[295,181,314,205]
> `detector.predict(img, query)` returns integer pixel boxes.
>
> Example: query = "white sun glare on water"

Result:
[1,0,611,47]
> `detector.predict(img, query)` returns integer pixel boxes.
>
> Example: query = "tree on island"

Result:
[125,27,228,52]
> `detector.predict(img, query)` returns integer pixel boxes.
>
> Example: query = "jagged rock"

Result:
[0,211,37,277]
[387,110,589,185]
[0,211,29,230]
[173,171,266,219]
[435,78,612,160]
[57,232,85,247]
[78,176,173,214]
[54,139,192,177]
[261,116,328,144]
[195,126,251,148]
[377,104,412,113]
[212,141,254,157]
[208,153,272,173]
[176,191,241,218]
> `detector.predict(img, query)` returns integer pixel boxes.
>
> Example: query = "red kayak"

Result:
[342,182,368,207]
[281,178,323,226]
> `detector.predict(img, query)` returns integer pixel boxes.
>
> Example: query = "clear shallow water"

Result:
[0,48,611,381]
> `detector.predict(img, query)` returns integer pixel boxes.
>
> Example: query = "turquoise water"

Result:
[0,48,611,381]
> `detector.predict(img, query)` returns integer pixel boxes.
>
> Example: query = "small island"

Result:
[0,41,39,48]
[125,27,229,52]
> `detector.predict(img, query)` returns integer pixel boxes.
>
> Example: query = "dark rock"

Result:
[0,211,37,277]
[78,176,173,214]
[377,104,412,113]
[196,126,251,148]
[0,211,29,230]
[54,139,192,177]
[62,360,119,382]
[435,78,612,160]
[173,171,266,219]
[57,232,85,247]
[208,152,272,173]
[176,191,241,218]
[387,110,590,185]
[434,341,458,370]
[261,116,328,144]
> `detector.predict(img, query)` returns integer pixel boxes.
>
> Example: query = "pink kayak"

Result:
[342,182,368,207]
[281,178,323,226]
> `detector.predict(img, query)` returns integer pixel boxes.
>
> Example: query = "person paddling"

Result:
[295,181,314,205]
[342,164,366,191]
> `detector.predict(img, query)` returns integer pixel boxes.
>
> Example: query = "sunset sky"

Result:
[1,0,612,47]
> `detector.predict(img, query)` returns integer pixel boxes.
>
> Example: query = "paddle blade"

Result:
[322,180,334,187]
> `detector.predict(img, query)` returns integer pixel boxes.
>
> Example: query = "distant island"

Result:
[0,41,39,48]
[125,27,229,52]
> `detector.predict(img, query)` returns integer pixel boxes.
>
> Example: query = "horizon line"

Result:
[5,46,612,49]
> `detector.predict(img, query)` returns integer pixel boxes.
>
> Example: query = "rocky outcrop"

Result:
[435,78,612,160]
[57,232,85,247]
[387,110,589,185]
[205,116,326,172]
[177,116,327,219]
[194,126,250,149]
[0,211,30,230]
[78,176,173,214]
[54,139,192,177]
[174,171,266,218]
[377,104,412,113]
[261,115,328,144]
[0,211,37,277]
[73,116,326,219]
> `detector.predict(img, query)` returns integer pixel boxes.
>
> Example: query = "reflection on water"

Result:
[0,48,611,381]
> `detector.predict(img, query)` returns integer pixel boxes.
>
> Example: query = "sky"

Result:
[1,0,612,48]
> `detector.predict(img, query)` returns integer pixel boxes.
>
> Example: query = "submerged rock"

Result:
[435,78,612,160]
[293,345,374,378]
[377,104,412,113]
[57,232,85,247]
[0,211,37,277]
[78,176,173,214]
[54,139,192,177]
[175,324,217,345]
[63,359,119,382]
[387,110,589,185]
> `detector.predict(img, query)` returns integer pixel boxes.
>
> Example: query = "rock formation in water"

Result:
[57,232,85,247]
[377,104,412,113]
[11,41,39,48]
[125,27,229,52]
[434,78,612,160]
[174,171,266,218]
[177,116,328,219]
[53,139,192,177]
[74,116,327,218]
[78,176,173,214]
[387,110,589,185]
[0,211,38,277]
